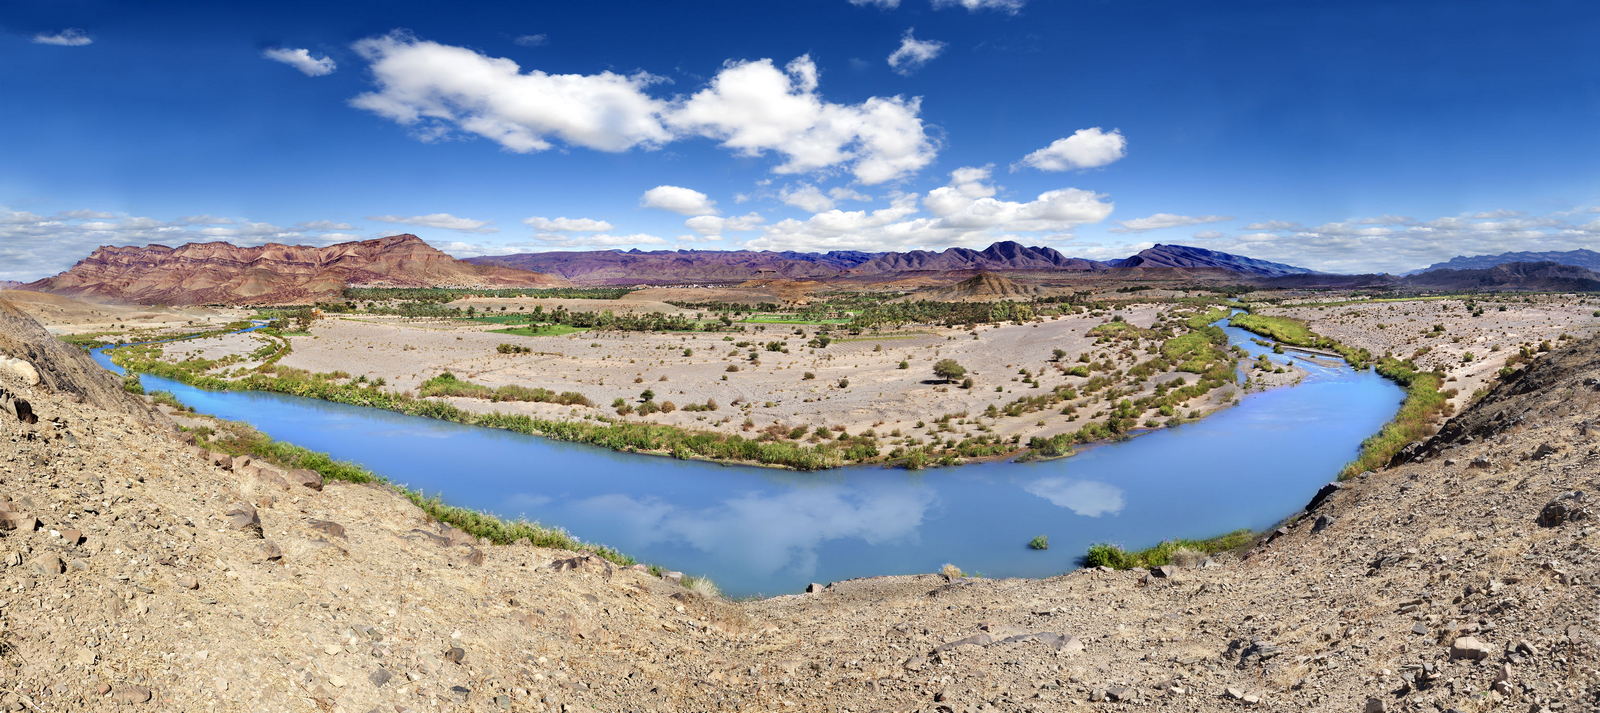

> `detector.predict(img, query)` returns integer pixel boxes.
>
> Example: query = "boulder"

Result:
[1450,636,1494,661]
[1537,491,1590,527]
[223,502,263,537]
[286,468,324,491]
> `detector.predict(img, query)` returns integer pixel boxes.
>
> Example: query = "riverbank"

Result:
[96,304,1267,470]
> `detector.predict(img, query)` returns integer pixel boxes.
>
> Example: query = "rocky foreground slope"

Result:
[25,234,565,305]
[0,299,1596,711]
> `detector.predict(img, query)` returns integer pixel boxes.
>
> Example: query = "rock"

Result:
[223,502,262,537]
[286,468,324,491]
[208,452,231,469]
[28,553,64,576]
[0,511,38,531]
[177,574,199,590]
[0,356,40,387]
[1105,686,1135,702]
[307,519,346,539]
[1364,697,1386,713]
[805,582,824,593]
[1150,565,1175,578]
[1312,514,1335,534]
[1224,687,1246,700]
[1469,456,1492,468]
[464,548,485,566]
[369,668,392,687]
[1303,481,1343,512]
[1526,442,1559,460]
[230,455,253,472]
[1450,636,1494,661]
[111,685,153,704]
[1536,491,1590,527]
[59,528,83,545]
[663,571,684,584]
[445,646,465,664]
[256,540,283,561]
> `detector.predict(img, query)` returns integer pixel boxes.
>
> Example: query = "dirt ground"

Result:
[0,289,229,335]
[1267,294,1600,410]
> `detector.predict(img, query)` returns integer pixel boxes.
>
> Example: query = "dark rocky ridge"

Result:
[1414,248,1600,274]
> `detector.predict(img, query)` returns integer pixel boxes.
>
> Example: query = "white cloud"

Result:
[262,47,337,77]
[685,213,765,237]
[367,212,497,233]
[349,34,936,184]
[1017,127,1127,172]
[523,216,614,232]
[533,232,669,248]
[829,186,871,203]
[931,0,1025,12]
[1111,213,1232,233]
[32,29,92,46]
[513,34,547,47]
[848,0,901,7]
[0,210,356,282]
[1023,477,1126,517]
[668,55,937,184]
[641,185,718,216]
[779,184,836,212]
[748,166,1112,252]
[887,29,946,76]
[351,32,670,153]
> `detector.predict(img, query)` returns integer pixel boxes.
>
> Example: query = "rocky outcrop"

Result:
[25,234,565,304]
[849,241,1106,275]
[0,295,155,420]
[921,272,1040,301]
[1402,261,1600,292]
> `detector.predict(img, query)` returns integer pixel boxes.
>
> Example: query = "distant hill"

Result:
[1402,261,1600,292]
[27,234,565,305]
[1413,248,1600,274]
[466,248,877,284]
[0,281,21,291]
[920,272,1040,301]
[469,241,1308,285]
[1108,244,1315,277]
[848,241,1104,275]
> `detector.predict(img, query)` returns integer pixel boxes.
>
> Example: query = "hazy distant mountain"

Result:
[1402,261,1600,292]
[466,248,878,284]
[27,234,565,305]
[1413,248,1600,274]
[468,241,1310,284]
[0,281,20,291]
[1108,244,1316,277]
[847,241,1105,275]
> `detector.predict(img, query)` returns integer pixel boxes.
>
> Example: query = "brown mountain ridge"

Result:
[25,234,565,305]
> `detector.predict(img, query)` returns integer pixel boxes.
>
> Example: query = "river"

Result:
[93,318,1402,597]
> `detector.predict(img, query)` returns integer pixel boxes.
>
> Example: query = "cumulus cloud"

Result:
[532,232,669,248]
[748,165,1112,252]
[0,209,357,282]
[779,184,837,212]
[262,47,337,76]
[295,219,356,230]
[641,185,718,216]
[367,212,497,233]
[685,213,765,237]
[1111,213,1232,233]
[1017,127,1127,172]
[668,55,936,184]
[887,29,945,75]
[523,216,614,232]
[350,34,937,184]
[32,29,92,46]
[848,0,901,7]
[513,34,547,47]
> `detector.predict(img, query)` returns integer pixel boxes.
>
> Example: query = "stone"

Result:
[663,571,685,584]
[177,574,199,590]
[1105,686,1135,702]
[230,455,253,472]
[445,646,465,664]
[28,553,64,576]
[1364,697,1386,713]
[464,548,485,566]
[1303,481,1343,512]
[1450,636,1494,661]
[59,528,83,545]
[307,519,346,539]
[369,668,392,688]
[112,685,153,704]
[286,468,324,491]
[1150,565,1175,578]
[1312,514,1335,534]
[256,540,283,561]
[223,502,262,537]
[0,511,38,531]
[1537,491,1589,527]
[805,582,824,593]
[1224,687,1246,700]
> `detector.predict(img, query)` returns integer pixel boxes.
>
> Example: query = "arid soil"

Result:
[264,304,1246,447]
[1267,295,1600,411]
[2,296,1598,711]
[0,289,227,336]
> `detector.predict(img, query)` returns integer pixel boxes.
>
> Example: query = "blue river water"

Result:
[93,319,1401,597]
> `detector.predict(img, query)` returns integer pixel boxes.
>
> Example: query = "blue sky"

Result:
[2,0,1599,280]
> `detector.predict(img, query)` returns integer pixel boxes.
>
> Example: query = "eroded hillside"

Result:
[1,299,1596,712]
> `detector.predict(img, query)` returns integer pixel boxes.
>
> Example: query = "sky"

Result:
[2,0,1599,281]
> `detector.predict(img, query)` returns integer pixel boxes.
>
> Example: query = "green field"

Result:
[489,324,589,337]
[741,313,854,325]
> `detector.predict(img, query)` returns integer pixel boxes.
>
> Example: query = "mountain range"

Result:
[20,235,1600,305]
[1412,248,1600,274]
[23,234,565,305]
[466,242,1315,285]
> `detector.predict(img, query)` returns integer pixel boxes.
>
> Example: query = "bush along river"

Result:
[93,318,1403,598]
